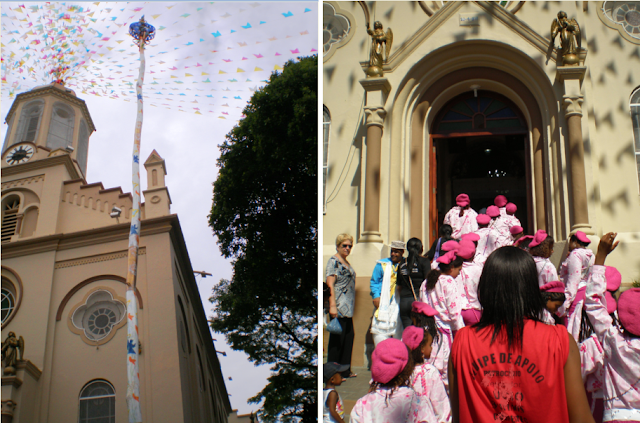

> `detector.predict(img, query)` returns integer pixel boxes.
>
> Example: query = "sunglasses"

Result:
[340,244,353,248]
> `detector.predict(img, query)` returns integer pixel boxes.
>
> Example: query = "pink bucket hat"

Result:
[371,338,409,384]
[575,231,591,245]
[605,266,622,292]
[402,326,424,351]
[486,205,500,218]
[477,214,491,226]
[461,233,480,242]
[617,288,640,336]
[540,281,564,293]
[436,250,458,264]
[604,291,617,315]
[411,301,438,317]
[456,193,470,207]
[506,203,517,214]
[456,239,476,260]
[510,225,523,235]
[494,195,508,207]
[441,240,460,252]
[529,230,548,248]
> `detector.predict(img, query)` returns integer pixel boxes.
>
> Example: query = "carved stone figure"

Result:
[551,11,581,65]
[1,332,24,376]
[366,21,393,77]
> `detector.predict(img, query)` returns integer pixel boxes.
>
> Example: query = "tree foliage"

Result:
[208,56,317,422]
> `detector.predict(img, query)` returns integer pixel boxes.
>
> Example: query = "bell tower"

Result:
[1,83,96,177]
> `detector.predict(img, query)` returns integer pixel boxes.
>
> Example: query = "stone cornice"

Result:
[359,1,559,75]
[1,154,83,181]
[5,85,96,133]
[16,359,42,380]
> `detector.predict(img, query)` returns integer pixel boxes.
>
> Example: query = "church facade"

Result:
[1,83,231,422]
[323,1,640,366]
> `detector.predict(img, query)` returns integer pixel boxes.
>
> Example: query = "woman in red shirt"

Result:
[448,246,594,423]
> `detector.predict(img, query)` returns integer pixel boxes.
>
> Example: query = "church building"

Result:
[1,83,231,422]
[323,1,640,367]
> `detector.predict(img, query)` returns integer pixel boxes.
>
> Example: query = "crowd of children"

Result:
[323,194,639,423]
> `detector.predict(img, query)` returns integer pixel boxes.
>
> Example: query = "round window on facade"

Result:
[1,285,16,325]
[1,269,23,328]
[69,288,127,345]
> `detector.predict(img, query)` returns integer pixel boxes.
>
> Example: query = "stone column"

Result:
[359,78,391,243]
[557,66,591,233]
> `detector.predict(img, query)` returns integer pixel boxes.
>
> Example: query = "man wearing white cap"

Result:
[370,240,405,345]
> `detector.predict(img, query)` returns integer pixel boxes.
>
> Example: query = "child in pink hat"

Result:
[504,202,522,230]
[443,193,478,239]
[420,248,465,353]
[539,281,566,326]
[509,225,524,244]
[528,230,559,288]
[584,233,640,422]
[561,231,595,335]
[494,194,508,215]
[455,240,483,326]
[410,302,450,393]
[473,214,492,265]
[402,326,451,423]
[350,338,428,423]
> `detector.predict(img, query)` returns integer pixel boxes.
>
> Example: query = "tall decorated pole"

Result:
[126,16,155,423]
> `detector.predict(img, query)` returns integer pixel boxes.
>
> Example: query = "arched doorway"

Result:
[428,91,533,239]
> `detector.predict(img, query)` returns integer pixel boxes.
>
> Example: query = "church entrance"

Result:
[428,91,533,241]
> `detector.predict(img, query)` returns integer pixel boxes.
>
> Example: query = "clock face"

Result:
[5,144,35,165]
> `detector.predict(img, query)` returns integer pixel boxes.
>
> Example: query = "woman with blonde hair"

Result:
[326,233,357,379]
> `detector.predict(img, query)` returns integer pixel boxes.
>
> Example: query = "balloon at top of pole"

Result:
[129,16,156,47]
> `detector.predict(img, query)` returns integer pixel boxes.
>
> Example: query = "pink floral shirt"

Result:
[533,256,559,288]
[503,214,521,231]
[579,334,605,395]
[410,363,451,423]
[473,228,491,264]
[420,275,464,332]
[443,206,478,239]
[456,261,483,310]
[584,265,640,422]
[426,335,451,392]
[350,386,429,423]
[559,248,594,316]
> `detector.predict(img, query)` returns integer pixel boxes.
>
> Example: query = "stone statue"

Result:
[551,11,581,65]
[1,332,24,375]
[366,21,393,77]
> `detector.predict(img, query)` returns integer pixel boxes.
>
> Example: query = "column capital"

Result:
[556,65,587,83]
[562,94,584,118]
[364,106,387,128]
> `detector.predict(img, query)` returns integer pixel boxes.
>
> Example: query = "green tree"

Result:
[209,56,317,422]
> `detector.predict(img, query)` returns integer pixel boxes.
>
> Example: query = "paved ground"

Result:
[331,366,371,422]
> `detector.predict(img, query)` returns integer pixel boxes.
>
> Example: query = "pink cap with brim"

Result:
[436,250,458,264]
[461,233,480,242]
[617,288,640,337]
[605,266,622,292]
[486,205,500,218]
[411,301,438,317]
[494,195,508,207]
[529,230,548,248]
[510,226,523,235]
[477,214,491,225]
[457,239,476,260]
[540,281,565,293]
[441,240,460,252]
[574,231,591,244]
[371,338,409,384]
[402,326,424,351]
[515,235,534,246]
[506,203,517,214]
[604,291,617,315]
[456,193,470,207]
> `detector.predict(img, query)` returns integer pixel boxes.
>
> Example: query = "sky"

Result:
[1,1,318,416]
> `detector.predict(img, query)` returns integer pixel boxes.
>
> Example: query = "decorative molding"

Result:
[1,399,17,417]
[364,107,387,127]
[0,154,82,181]
[16,359,42,380]
[1,376,22,389]
[1,174,45,190]
[556,65,587,82]
[562,95,584,117]
[55,247,146,269]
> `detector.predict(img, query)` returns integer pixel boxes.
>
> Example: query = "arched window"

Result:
[1,196,21,242]
[15,100,44,145]
[631,88,640,191]
[323,106,331,214]
[77,119,89,176]
[78,380,115,423]
[47,102,75,151]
